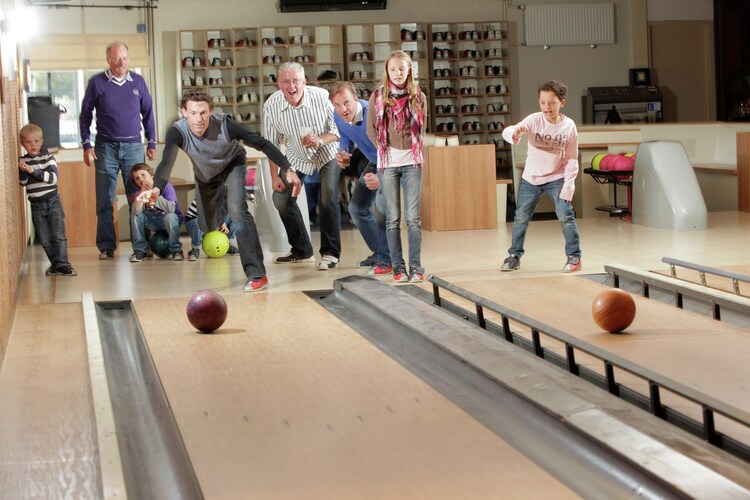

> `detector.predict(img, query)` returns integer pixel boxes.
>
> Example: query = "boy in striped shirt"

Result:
[18,124,77,276]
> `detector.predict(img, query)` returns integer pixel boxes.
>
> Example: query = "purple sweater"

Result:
[79,71,156,151]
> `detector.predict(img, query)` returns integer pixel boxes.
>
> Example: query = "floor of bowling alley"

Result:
[2,211,750,498]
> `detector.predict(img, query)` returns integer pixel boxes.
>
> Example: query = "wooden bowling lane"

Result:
[133,293,576,499]
[447,276,750,403]
[0,303,101,498]
[441,276,750,447]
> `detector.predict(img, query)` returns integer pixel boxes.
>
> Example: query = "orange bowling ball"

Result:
[592,288,636,333]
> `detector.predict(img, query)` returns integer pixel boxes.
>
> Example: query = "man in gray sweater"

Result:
[142,89,300,292]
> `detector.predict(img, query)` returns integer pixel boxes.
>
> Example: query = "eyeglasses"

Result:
[281,78,303,86]
[108,56,130,63]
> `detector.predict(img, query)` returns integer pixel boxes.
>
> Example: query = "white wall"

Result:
[20,0,647,143]
[647,0,712,21]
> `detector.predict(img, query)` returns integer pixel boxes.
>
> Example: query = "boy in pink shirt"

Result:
[500,80,582,272]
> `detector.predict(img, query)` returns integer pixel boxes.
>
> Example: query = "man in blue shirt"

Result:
[79,41,157,259]
[329,81,391,274]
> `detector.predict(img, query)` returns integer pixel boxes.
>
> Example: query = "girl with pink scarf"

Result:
[367,50,427,283]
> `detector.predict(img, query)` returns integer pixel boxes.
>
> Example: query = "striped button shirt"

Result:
[18,152,59,202]
[262,85,339,176]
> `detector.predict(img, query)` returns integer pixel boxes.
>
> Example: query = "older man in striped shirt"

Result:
[263,62,342,270]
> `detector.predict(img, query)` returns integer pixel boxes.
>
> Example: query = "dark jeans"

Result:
[348,162,390,265]
[273,158,341,258]
[31,194,70,267]
[194,158,265,279]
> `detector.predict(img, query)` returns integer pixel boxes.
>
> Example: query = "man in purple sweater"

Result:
[79,41,157,260]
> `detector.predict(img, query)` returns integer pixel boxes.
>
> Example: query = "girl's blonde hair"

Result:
[379,50,421,109]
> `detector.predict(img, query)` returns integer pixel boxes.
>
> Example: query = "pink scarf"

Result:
[373,84,424,170]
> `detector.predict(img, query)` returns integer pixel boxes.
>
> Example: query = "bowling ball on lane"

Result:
[592,288,636,333]
[186,290,228,333]
[203,230,230,258]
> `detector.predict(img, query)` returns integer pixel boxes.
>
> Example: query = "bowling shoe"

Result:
[169,251,185,261]
[56,264,78,276]
[275,252,314,263]
[130,251,147,263]
[244,276,268,292]
[409,272,425,283]
[501,255,520,271]
[356,254,376,268]
[393,268,409,282]
[562,256,582,273]
[318,254,339,271]
[367,264,393,275]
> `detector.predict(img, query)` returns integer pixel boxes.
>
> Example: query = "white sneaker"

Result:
[317,254,339,270]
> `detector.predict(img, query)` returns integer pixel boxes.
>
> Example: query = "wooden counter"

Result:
[421,144,497,231]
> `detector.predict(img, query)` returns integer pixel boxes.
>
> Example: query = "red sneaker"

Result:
[393,270,409,282]
[367,264,393,275]
[243,276,268,292]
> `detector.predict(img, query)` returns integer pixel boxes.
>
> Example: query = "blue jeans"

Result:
[131,211,182,253]
[186,217,202,249]
[381,165,423,274]
[509,178,581,258]
[273,158,341,258]
[94,142,145,252]
[348,162,390,265]
[31,194,70,267]
[195,159,265,279]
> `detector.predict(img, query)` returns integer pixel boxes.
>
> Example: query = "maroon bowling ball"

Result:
[186,290,227,333]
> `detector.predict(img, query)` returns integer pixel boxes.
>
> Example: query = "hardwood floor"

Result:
[2,211,750,498]
[16,211,750,305]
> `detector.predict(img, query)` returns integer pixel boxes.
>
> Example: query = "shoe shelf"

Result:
[179,21,511,178]
[180,25,343,125]
[427,21,511,179]
[345,22,429,103]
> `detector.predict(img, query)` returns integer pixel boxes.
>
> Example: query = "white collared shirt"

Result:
[105,69,133,86]
[262,85,339,175]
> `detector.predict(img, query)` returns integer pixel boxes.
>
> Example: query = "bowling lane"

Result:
[134,294,576,499]
[446,276,750,413]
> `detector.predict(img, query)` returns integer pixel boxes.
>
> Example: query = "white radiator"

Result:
[524,3,616,46]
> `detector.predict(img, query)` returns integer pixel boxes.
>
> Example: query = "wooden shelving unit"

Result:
[178,20,510,180]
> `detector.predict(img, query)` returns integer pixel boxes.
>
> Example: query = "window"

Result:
[29,67,145,149]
